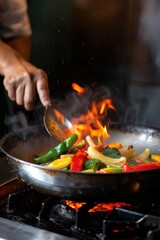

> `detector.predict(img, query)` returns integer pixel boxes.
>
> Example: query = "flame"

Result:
[88,202,131,212]
[66,200,86,210]
[53,83,116,142]
[65,200,131,212]
[72,82,86,95]
[71,98,114,141]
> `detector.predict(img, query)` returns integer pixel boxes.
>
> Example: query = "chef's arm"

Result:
[0,39,19,74]
[6,36,32,61]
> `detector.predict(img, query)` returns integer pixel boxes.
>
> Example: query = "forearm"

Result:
[7,36,31,61]
[0,36,31,76]
[0,40,18,75]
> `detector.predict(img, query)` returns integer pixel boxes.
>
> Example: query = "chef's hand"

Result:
[3,54,51,111]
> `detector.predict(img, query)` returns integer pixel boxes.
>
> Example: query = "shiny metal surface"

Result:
[0,152,17,186]
[0,217,75,240]
[44,105,73,141]
[0,124,160,201]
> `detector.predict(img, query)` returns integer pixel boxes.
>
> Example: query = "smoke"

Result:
[139,0,160,67]
[50,84,112,120]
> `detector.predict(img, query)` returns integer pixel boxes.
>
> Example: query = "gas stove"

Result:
[0,155,160,240]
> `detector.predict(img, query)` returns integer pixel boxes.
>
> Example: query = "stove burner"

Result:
[0,179,160,240]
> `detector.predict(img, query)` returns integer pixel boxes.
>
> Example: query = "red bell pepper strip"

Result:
[70,149,88,172]
[122,162,160,172]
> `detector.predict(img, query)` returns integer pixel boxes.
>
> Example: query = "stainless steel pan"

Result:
[0,124,160,202]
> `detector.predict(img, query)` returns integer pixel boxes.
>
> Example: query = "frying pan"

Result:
[0,124,160,202]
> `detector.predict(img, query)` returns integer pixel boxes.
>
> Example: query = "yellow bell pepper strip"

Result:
[70,149,88,172]
[122,162,160,172]
[45,156,72,169]
[87,146,126,168]
[151,154,160,162]
[34,133,78,164]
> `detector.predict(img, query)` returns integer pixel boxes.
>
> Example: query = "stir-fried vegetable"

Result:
[70,149,88,172]
[151,154,160,162]
[98,167,123,173]
[87,146,126,168]
[34,133,78,164]
[123,162,160,172]
[34,133,160,173]
[119,146,135,159]
[84,159,100,171]
[46,156,72,169]
[102,148,121,159]
[136,148,151,162]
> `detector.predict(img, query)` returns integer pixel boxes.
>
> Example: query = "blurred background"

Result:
[5,0,160,131]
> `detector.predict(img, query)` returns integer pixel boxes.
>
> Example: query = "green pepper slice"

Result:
[34,133,78,164]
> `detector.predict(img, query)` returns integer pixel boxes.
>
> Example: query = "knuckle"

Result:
[37,69,47,79]
[4,71,31,86]
[22,71,30,80]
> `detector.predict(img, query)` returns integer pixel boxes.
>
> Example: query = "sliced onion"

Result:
[87,146,126,168]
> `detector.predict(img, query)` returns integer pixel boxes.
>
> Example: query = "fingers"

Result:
[36,70,51,107]
[3,76,16,101]
[5,85,16,101]
[4,72,35,111]
[4,68,51,111]
[23,78,36,111]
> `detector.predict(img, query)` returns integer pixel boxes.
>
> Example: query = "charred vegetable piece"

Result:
[84,159,100,171]
[122,162,160,172]
[70,149,88,172]
[34,133,78,164]
[102,147,121,158]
